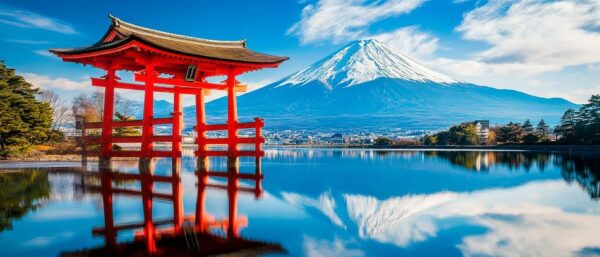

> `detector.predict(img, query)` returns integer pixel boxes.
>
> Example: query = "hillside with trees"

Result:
[423,95,599,146]
[0,61,53,156]
[555,95,600,144]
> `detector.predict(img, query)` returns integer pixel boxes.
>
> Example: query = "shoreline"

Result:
[1,145,598,163]
[267,144,600,152]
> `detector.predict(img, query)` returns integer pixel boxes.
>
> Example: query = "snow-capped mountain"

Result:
[277,39,457,88]
[193,40,577,130]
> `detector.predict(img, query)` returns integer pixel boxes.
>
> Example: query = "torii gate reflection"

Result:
[88,155,267,256]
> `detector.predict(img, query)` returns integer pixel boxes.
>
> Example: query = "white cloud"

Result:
[370,26,439,59]
[5,39,52,44]
[288,0,426,44]
[343,180,600,256]
[452,0,600,75]
[304,236,364,257]
[33,49,55,58]
[22,232,75,247]
[22,73,88,91]
[283,191,346,228]
[0,9,77,34]
[344,192,458,247]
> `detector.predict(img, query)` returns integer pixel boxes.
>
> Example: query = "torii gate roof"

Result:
[50,15,288,74]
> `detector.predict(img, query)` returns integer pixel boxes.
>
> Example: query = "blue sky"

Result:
[1,0,599,105]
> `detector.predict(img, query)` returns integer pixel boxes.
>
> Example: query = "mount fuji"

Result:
[195,39,577,130]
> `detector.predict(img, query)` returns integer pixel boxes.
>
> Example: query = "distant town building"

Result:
[473,120,490,143]
[331,133,344,144]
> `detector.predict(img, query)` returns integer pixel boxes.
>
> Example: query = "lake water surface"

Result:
[0,149,599,257]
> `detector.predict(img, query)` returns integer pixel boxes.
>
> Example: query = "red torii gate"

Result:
[51,15,287,161]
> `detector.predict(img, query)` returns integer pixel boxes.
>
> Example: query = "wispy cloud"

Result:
[304,236,364,257]
[33,49,56,58]
[370,26,439,59]
[344,180,600,256]
[22,73,88,91]
[6,39,53,44]
[22,232,75,247]
[282,191,346,229]
[0,9,77,34]
[288,0,426,44]
[449,0,600,75]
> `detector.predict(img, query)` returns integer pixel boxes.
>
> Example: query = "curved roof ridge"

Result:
[108,14,246,48]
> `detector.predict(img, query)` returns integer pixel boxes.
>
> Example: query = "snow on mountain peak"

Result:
[276,39,458,89]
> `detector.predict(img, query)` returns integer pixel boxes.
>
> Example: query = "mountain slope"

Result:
[278,39,457,88]
[195,40,577,130]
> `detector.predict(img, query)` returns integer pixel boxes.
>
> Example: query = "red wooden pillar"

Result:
[226,70,238,156]
[172,88,182,158]
[255,156,263,199]
[254,117,263,153]
[141,63,155,159]
[100,172,116,248]
[100,67,117,158]
[195,89,206,157]
[140,164,156,254]
[172,158,183,232]
[81,120,88,167]
[227,170,239,239]
[195,167,208,231]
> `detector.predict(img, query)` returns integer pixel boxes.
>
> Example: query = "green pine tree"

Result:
[0,61,52,155]
[522,119,533,132]
[579,95,600,144]
[535,119,551,143]
[557,108,579,143]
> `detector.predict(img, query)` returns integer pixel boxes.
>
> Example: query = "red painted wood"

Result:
[195,165,208,231]
[110,150,177,158]
[135,74,236,91]
[85,117,172,129]
[204,123,228,131]
[226,70,238,156]
[92,216,181,235]
[195,89,207,157]
[75,43,269,161]
[173,89,182,158]
[203,137,264,145]
[100,68,116,157]
[92,78,202,95]
[172,158,183,231]
[140,171,156,254]
[202,171,263,180]
[100,172,116,248]
[228,166,239,239]
[141,64,155,158]
[195,150,264,157]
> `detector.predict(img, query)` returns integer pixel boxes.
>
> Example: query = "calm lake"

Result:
[1,149,599,257]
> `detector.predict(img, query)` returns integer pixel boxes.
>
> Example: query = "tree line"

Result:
[421,94,599,146]
[554,95,600,144]
[0,61,53,154]
[0,61,140,157]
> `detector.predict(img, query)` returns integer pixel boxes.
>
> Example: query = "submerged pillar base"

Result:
[99,157,112,172]
[139,158,155,174]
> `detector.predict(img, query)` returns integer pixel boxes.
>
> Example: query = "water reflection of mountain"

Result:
[0,169,50,232]
[427,151,600,200]
[342,180,600,256]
